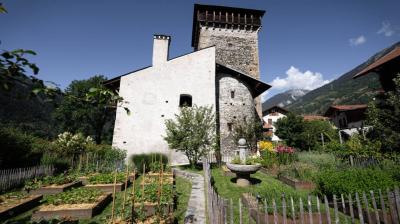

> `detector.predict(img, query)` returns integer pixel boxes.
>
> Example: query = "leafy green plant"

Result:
[45,188,103,205]
[87,172,126,184]
[278,162,317,182]
[134,182,174,204]
[315,167,398,197]
[24,173,77,192]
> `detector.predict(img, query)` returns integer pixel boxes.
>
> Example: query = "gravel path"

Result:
[174,169,206,224]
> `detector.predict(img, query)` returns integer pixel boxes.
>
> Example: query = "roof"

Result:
[302,115,329,121]
[263,105,288,116]
[216,63,271,97]
[324,104,367,117]
[191,4,265,47]
[354,47,400,78]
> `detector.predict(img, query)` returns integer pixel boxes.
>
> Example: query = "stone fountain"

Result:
[226,138,261,187]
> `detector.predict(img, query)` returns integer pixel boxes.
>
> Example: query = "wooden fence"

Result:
[0,165,53,193]
[203,158,400,224]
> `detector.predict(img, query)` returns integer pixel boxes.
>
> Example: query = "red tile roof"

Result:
[354,47,400,78]
[324,104,367,117]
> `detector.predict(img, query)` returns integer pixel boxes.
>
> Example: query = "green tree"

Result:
[302,120,338,151]
[275,113,305,149]
[53,76,117,144]
[366,73,400,153]
[231,117,263,151]
[164,105,216,167]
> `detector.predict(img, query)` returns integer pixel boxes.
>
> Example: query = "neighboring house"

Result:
[262,106,288,141]
[324,105,367,129]
[354,46,400,92]
[104,4,271,164]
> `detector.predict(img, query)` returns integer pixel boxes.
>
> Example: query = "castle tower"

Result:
[191,4,265,116]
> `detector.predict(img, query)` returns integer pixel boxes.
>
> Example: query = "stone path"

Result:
[173,169,206,224]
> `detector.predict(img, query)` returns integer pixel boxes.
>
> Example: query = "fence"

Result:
[0,165,54,193]
[203,158,400,224]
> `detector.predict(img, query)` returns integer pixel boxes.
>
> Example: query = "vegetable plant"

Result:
[45,188,103,205]
[24,173,77,192]
[88,172,126,184]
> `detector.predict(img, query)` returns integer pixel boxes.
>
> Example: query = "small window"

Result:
[227,123,233,131]
[231,91,235,98]
[179,94,192,107]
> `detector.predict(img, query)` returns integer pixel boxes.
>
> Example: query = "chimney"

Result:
[152,34,171,67]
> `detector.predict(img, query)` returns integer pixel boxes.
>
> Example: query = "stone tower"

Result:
[191,4,265,116]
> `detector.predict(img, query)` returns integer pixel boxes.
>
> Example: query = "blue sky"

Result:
[1,0,399,101]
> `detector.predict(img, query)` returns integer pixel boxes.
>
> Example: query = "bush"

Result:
[0,126,43,168]
[130,153,168,173]
[315,167,398,197]
[297,151,337,170]
[278,162,317,182]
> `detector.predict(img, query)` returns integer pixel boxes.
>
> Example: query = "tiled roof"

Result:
[302,115,328,121]
[354,47,400,78]
[329,105,367,111]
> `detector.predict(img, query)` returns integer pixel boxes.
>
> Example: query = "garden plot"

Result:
[84,173,129,193]
[0,192,42,220]
[24,174,82,195]
[32,188,111,221]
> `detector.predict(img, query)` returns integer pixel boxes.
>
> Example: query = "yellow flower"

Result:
[259,141,274,152]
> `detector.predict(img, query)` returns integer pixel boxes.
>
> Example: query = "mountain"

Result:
[284,41,400,115]
[262,89,309,111]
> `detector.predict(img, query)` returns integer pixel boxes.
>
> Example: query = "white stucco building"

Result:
[262,106,288,141]
[105,4,271,164]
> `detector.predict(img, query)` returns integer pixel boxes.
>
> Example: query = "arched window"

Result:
[179,94,192,107]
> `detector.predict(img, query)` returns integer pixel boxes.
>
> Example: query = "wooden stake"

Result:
[130,169,136,224]
[110,168,118,224]
[121,163,129,218]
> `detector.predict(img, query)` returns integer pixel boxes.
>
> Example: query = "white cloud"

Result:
[349,35,366,46]
[377,21,395,37]
[261,90,270,103]
[270,66,331,91]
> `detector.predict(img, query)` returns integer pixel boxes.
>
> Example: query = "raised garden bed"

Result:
[0,193,42,221]
[241,193,329,224]
[84,182,126,193]
[278,175,315,190]
[147,172,173,178]
[29,181,82,195]
[134,202,174,218]
[31,188,111,221]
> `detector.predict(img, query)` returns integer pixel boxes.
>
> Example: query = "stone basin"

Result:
[226,163,261,187]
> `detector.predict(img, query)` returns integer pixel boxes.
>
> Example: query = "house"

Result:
[353,46,400,92]
[262,106,288,141]
[324,105,367,129]
[104,4,271,164]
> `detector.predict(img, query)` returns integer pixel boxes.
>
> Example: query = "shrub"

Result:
[278,162,317,182]
[130,153,168,173]
[315,167,398,197]
[0,126,43,168]
[297,151,337,170]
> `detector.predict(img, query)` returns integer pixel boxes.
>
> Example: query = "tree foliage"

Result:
[164,105,216,167]
[231,117,263,151]
[53,75,118,144]
[366,73,400,153]
[275,113,337,150]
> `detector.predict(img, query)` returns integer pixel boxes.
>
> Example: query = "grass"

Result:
[175,164,204,176]
[174,176,192,223]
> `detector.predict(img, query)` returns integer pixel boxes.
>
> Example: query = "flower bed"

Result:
[24,174,82,195]
[0,192,42,221]
[32,188,111,221]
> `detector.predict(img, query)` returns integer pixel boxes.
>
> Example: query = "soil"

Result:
[39,194,109,211]
[0,195,37,212]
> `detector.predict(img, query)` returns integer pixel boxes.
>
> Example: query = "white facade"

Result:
[263,112,286,141]
[112,36,216,165]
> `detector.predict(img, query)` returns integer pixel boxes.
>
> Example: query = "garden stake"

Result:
[110,168,118,224]
[121,163,129,219]
[131,169,136,224]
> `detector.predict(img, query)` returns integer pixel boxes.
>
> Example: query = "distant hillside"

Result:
[285,42,400,115]
[262,89,309,111]
[0,76,61,138]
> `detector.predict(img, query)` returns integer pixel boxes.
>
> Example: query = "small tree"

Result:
[275,113,305,148]
[231,117,263,152]
[164,105,216,167]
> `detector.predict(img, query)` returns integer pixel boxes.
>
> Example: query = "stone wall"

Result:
[217,73,256,154]
[196,26,262,117]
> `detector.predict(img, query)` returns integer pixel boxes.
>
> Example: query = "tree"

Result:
[164,105,216,167]
[231,117,263,152]
[366,73,400,153]
[53,76,118,144]
[302,120,338,151]
[275,113,305,149]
